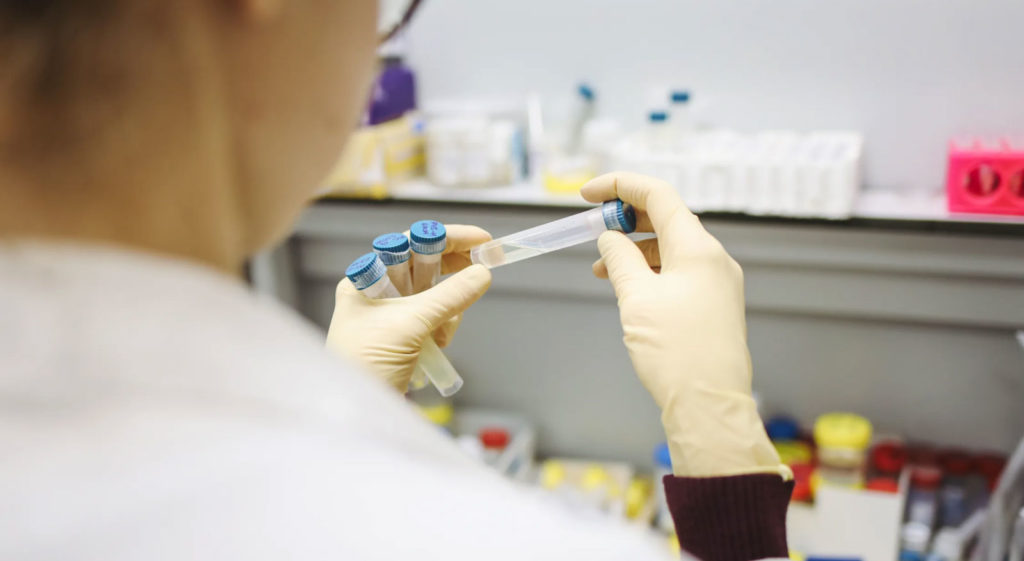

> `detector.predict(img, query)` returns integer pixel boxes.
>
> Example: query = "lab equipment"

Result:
[938,451,975,529]
[947,137,1024,216]
[410,220,446,293]
[906,466,942,528]
[565,83,595,155]
[668,90,692,140]
[372,232,413,296]
[423,99,527,187]
[653,442,674,532]
[469,199,636,269]
[610,129,863,219]
[479,427,509,466]
[346,253,463,396]
[645,110,671,154]
[814,412,873,488]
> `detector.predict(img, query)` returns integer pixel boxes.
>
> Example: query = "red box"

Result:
[946,137,1024,216]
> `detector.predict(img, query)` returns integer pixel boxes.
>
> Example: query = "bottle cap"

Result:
[648,110,668,123]
[479,427,510,450]
[670,90,691,104]
[409,220,447,255]
[910,465,942,490]
[372,232,411,265]
[345,253,387,290]
[419,403,454,426]
[540,461,566,490]
[866,477,900,494]
[937,450,973,476]
[653,442,672,469]
[813,412,872,450]
[578,83,595,101]
[602,200,637,233]
[765,416,801,441]
[871,440,908,474]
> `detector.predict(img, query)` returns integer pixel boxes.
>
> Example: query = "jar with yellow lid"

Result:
[814,412,872,488]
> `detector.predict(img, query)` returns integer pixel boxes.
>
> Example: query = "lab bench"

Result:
[254,196,1024,467]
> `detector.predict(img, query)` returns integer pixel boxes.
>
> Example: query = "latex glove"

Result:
[583,172,788,479]
[326,225,492,392]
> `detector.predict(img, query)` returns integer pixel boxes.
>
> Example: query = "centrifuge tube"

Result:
[410,220,446,293]
[470,199,636,269]
[372,232,413,296]
[346,253,464,397]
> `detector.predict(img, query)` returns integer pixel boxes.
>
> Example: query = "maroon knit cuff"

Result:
[663,473,793,561]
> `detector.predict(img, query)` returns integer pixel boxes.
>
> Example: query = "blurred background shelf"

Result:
[323,179,1024,236]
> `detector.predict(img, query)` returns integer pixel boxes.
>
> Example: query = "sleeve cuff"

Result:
[663,473,794,561]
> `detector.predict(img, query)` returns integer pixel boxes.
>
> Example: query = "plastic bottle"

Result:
[645,110,671,155]
[479,427,510,467]
[668,90,693,143]
[813,412,872,488]
[906,465,943,529]
[938,450,974,528]
[366,34,416,125]
[565,83,596,155]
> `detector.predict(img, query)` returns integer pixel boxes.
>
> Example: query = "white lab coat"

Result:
[0,243,675,560]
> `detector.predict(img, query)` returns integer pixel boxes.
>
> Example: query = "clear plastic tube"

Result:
[346,253,463,397]
[373,233,414,296]
[470,199,636,269]
[408,221,464,397]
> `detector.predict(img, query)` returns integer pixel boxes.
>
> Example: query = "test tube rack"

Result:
[611,130,863,219]
[946,137,1024,216]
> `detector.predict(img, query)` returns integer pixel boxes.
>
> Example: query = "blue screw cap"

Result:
[409,220,447,255]
[372,232,411,265]
[578,83,595,101]
[670,90,690,104]
[346,253,387,290]
[648,110,668,123]
[654,442,672,469]
[602,200,637,233]
[765,416,801,442]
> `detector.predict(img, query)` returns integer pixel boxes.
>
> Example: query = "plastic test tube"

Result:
[346,253,464,397]
[470,200,636,269]
[372,232,414,296]
[372,232,428,390]
[410,220,446,294]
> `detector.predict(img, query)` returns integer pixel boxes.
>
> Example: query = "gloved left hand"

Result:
[326,225,492,392]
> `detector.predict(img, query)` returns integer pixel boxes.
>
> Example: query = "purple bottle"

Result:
[366,36,417,125]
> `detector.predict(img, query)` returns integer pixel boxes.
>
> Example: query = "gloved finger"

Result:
[597,231,652,299]
[407,264,491,333]
[581,171,718,269]
[442,225,491,274]
[432,314,462,348]
[593,238,661,278]
[442,225,492,255]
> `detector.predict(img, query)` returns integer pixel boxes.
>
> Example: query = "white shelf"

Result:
[381,179,1024,228]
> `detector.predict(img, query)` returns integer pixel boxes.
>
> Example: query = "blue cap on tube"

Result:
[346,253,387,290]
[654,442,672,469]
[409,220,447,255]
[578,83,595,101]
[602,200,637,233]
[648,110,668,123]
[372,232,411,265]
[670,90,691,104]
[765,416,801,442]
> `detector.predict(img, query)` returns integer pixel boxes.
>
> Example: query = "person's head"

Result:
[0,0,381,268]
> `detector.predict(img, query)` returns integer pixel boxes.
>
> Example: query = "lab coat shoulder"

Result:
[0,244,676,561]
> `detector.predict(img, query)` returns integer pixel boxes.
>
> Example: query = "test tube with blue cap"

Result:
[410,220,446,293]
[470,200,636,269]
[372,232,413,296]
[346,252,464,397]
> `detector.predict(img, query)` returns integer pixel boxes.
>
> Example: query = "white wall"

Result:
[406,0,1024,196]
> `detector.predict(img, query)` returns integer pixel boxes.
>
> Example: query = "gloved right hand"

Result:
[582,172,787,479]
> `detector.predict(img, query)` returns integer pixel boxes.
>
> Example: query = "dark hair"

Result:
[0,0,122,155]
